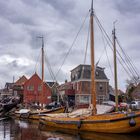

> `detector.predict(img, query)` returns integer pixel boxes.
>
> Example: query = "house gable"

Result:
[23,73,51,104]
[15,75,28,86]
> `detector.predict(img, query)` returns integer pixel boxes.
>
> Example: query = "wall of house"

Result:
[96,81,109,103]
[23,74,51,105]
[73,80,109,106]
[73,81,90,95]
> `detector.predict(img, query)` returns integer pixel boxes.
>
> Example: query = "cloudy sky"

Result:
[0,0,140,91]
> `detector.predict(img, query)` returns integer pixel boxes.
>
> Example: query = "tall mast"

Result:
[112,23,118,111]
[41,37,44,109]
[38,36,44,109]
[41,37,44,84]
[90,0,97,115]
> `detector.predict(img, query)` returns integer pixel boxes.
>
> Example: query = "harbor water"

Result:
[0,118,140,140]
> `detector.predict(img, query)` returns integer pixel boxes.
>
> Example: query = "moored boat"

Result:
[15,106,65,120]
[39,0,140,134]
[39,110,140,133]
[14,37,65,120]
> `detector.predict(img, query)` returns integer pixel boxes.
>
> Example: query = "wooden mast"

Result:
[38,36,44,109]
[90,0,97,115]
[42,37,44,109]
[113,23,118,111]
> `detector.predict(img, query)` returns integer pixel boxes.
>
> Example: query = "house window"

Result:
[27,85,34,91]
[77,82,79,91]
[38,85,42,91]
[99,84,103,91]
[98,95,105,104]
[96,71,99,76]
[79,95,90,104]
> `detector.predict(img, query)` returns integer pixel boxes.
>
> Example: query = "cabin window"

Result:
[27,85,34,91]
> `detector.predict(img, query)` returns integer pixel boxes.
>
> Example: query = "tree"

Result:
[125,77,138,102]
[126,76,140,87]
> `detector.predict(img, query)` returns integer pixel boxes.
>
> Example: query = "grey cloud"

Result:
[0,1,35,26]
[114,0,140,15]
[0,0,140,91]
[42,0,75,16]
[8,60,18,68]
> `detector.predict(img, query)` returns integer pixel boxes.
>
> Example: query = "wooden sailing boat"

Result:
[15,37,64,120]
[39,0,140,133]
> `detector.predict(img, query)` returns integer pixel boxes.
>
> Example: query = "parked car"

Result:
[130,101,140,110]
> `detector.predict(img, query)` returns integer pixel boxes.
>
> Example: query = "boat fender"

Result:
[129,118,136,127]
[77,120,81,129]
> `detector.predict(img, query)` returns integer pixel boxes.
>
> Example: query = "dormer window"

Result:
[96,71,99,76]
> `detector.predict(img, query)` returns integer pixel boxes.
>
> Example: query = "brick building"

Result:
[13,75,28,98]
[23,73,51,106]
[1,82,14,98]
[71,64,109,106]
[58,81,75,106]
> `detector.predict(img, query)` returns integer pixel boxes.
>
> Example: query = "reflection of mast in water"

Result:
[78,131,140,140]
[0,119,11,139]
[3,120,6,139]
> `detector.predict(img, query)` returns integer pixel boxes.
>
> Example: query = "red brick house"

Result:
[71,65,109,106]
[13,75,28,96]
[23,73,51,106]
[58,81,75,106]
[58,64,109,107]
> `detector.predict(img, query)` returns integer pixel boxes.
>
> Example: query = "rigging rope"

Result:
[100,30,114,77]
[44,49,56,82]
[84,20,90,64]
[116,38,140,78]
[55,11,90,79]
[44,49,62,95]
[34,49,41,73]
[94,14,138,81]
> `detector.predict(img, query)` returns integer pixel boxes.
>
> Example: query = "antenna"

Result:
[113,20,118,29]
[37,36,44,48]
[90,0,94,16]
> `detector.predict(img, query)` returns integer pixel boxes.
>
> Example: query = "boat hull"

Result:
[39,111,140,133]
[15,107,65,120]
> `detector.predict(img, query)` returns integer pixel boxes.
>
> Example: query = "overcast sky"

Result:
[0,0,140,91]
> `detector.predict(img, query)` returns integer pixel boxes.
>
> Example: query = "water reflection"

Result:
[79,131,140,140]
[14,120,77,140]
[0,119,77,140]
[0,118,140,140]
[39,126,140,140]
[0,118,15,140]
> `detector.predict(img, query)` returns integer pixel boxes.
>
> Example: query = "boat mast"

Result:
[112,23,119,111]
[38,36,44,109]
[42,37,44,108]
[90,0,97,115]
